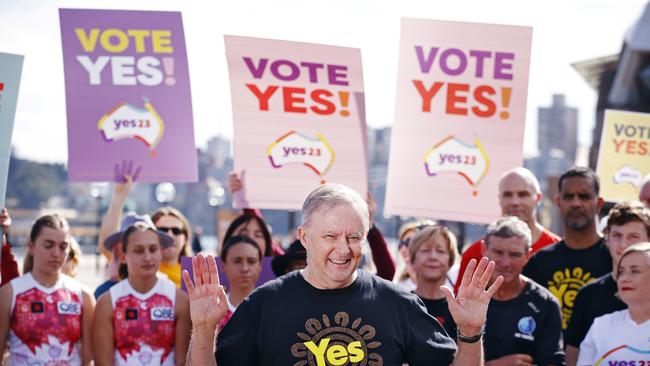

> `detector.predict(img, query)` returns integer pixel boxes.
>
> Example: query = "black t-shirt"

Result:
[564,273,626,347]
[522,238,612,330]
[484,280,565,365]
[415,294,457,342]
[216,270,457,366]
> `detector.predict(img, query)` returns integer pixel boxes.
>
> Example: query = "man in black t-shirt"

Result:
[182,184,504,366]
[523,167,611,333]
[564,202,650,366]
[482,217,564,366]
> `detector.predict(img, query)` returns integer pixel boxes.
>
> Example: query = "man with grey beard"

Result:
[522,167,612,334]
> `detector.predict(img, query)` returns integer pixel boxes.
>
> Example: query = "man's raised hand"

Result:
[182,254,229,331]
[441,257,503,336]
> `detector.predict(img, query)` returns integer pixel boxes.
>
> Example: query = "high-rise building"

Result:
[367,127,391,165]
[538,94,578,163]
[207,136,232,169]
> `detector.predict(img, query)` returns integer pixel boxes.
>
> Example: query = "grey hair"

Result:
[301,184,369,231]
[484,216,532,250]
[499,167,541,194]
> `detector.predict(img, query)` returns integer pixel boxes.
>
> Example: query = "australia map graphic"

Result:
[98,97,164,157]
[267,130,335,184]
[424,135,490,196]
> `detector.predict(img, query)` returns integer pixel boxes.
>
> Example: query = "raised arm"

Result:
[182,254,229,366]
[441,258,503,366]
[98,174,135,259]
[365,192,395,280]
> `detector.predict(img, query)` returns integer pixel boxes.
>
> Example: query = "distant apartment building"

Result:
[538,94,578,163]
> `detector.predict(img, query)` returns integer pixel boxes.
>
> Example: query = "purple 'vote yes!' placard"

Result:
[60,9,197,182]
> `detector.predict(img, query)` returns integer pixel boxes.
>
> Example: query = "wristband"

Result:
[457,330,482,343]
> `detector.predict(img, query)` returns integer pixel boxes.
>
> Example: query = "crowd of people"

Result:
[0,165,649,365]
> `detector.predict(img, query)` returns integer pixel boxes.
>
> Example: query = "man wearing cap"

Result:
[184,183,503,366]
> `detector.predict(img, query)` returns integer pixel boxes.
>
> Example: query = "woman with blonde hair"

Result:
[578,242,650,365]
[396,219,437,290]
[409,225,459,338]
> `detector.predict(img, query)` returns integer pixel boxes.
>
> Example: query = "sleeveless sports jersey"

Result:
[9,272,84,365]
[110,277,176,365]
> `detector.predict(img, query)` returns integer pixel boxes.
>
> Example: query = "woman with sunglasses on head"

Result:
[409,225,459,339]
[396,219,438,291]
[217,235,263,331]
[577,242,650,366]
[0,214,95,365]
[93,216,191,365]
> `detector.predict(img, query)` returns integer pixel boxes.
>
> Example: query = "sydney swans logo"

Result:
[291,311,382,366]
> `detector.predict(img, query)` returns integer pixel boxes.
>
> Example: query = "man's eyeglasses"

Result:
[158,226,184,236]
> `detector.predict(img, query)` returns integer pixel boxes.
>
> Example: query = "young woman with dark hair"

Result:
[92,218,191,365]
[217,235,263,331]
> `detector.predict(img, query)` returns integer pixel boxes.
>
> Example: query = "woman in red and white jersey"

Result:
[0,213,95,365]
[92,215,191,366]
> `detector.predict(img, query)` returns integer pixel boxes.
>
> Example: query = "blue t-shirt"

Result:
[94,279,118,299]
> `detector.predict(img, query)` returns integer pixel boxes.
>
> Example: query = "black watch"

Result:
[457,330,482,343]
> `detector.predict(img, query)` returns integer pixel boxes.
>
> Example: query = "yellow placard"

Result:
[597,109,650,202]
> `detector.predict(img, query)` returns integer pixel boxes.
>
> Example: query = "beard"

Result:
[565,211,593,230]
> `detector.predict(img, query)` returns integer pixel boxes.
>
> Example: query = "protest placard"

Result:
[60,9,197,182]
[0,52,24,208]
[385,18,532,223]
[597,109,650,202]
[225,35,367,209]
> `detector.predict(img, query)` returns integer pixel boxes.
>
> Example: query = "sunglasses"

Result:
[398,224,439,248]
[158,226,184,236]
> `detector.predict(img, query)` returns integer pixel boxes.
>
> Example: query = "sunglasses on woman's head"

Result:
[398,224,439,248]
[158,226,184,236]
